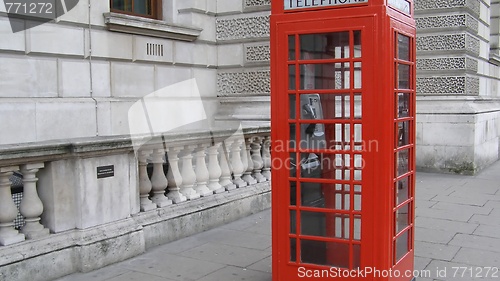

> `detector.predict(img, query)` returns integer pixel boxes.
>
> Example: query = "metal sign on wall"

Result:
[285,0,368,10]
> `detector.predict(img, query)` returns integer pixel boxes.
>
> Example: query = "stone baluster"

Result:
[251,137,267,183]
[179,145,201,200]
[138,150,157,211]
[166,146,187,204]
[194,143,213,197]
[0,166,25,246]
[240,139,249,182]
[218,142,236,191]
[230,138,247,188]
[241,137,257,185]
[207,143,225,194]
[261,136,272,181]
[19,163,50,239]
[150,148,173,207]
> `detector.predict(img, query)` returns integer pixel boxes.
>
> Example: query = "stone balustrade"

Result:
[135,128,271,212]
[0,164,49,246]
[0,126,271,249]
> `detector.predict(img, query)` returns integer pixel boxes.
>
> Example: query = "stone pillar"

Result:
[230,139,247,188]
[261,136,271,181]
[166,146,187,204]
[251,137,266,182]
[207,143,225,194]
[214,1,272,129]
[150,148,173,207]
[241,137,257,185]
[138,150,157,211]
[219,142,237,191]
[0,166,25,245]
[19,163,50,239]
[490,0,500,62]
[179,145,201,200]
[415,0,500,173]
[194,143,213,197]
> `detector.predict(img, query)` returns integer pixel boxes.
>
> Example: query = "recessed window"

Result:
[110,0,161,19]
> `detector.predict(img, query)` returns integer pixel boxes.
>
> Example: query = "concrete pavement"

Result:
[54,161,500,281]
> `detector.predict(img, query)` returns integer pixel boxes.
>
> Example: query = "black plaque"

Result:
[97,165,114,179]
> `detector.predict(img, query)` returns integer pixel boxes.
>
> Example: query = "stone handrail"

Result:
[0,126,271,247]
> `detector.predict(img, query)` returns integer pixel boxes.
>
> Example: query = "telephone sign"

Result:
[285,0,368,10]
[271,1,417,280]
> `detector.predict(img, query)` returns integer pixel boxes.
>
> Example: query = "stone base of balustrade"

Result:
[0,181,271,281]
[134,181,271,250]
[233,178,248,188]
[0,232,25,246]
[0,218,144,281]
[224,182,237,191]
[22,227,50,240]
[242,173,258,185]
[212,186,226,194]
[140,201,158,212]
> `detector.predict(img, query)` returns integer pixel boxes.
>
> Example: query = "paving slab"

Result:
[197,265,272,281]
[151,234,209,255]
[415,227,456,244]
[469,214,500,226]
[414,217,478,234]
[416,207,474,222]
[105,271,175,281]
[452,247,500,267]
[179,242,271,268]
[451,179,500,195]
[414,256,432,271]
[117,254,225,281]
[448,234,500,253]
[473,224,500,239]
[53,264,129,281]
[414,241,461,261]
[430,194,489,207]
[415,199,438,209]
[489,205,500,217]
[430,201,492,215]
[199,228,271,250]
[247,256,272,273]
[220,211,270,232]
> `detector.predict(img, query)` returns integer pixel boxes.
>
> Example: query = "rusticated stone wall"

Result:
[415,0,500,173]
[215,0,271,126]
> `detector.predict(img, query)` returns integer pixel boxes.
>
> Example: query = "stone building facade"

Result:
[1,0,499,173]
[415,0,500,174]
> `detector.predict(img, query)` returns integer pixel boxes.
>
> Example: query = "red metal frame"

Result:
[271,1,416,281]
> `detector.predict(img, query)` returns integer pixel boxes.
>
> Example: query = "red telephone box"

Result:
[271,1,416,280]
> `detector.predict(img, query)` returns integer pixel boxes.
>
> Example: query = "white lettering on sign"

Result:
[388,0,410,14]
[285,0,368,10]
